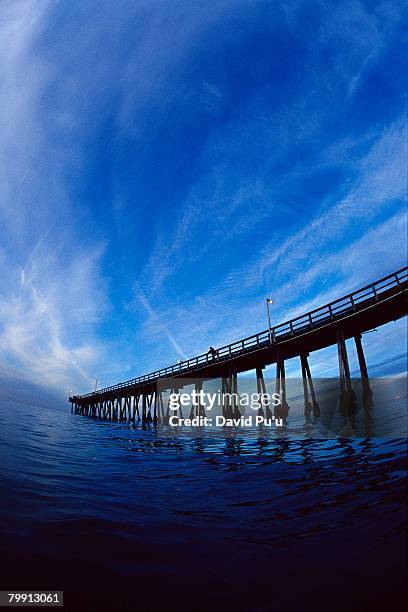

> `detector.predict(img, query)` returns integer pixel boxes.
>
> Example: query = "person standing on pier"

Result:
[208,346,217,361]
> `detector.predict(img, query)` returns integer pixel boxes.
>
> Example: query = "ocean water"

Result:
[0,377,407,611]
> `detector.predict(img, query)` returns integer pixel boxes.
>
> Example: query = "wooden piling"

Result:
[300,353,320,417]
[275,354,289,418]
[232,371,240,418]
[256,366,272,418]
[336,328,356,411]
[354,333,373,406]
[153,389,158,423]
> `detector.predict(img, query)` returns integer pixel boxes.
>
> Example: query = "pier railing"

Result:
[76,267,407,399]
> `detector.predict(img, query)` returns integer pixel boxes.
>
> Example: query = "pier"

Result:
[70,267,407,421]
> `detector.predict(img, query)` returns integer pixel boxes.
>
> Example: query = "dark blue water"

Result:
[0,379,407,611]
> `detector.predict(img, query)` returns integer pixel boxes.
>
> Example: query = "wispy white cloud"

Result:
[0,1,113,394]
[282,0,403,100]
[134,286,187,359]
[253,117,406,287]
[0,239,109,392]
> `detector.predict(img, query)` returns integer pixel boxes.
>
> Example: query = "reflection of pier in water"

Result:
[70,268,407,423]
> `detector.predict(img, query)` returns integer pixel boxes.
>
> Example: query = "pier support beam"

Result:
[300,353,320,417]
[336,328,356,409]
[123,396,130,420]
[256,366,272,419]
[144,391,154,423]
[190,379,206,419]
[151,388,160,424]
[222,369,239,419]
[156,390,164,423]
[354,333,373,406]
[231,371,240,418]
[134,395,141,421]
[275,354,289,418]
[221,377,228,418]
[164,386,181,423]
[197,380,205,417]
[142,393,147,422]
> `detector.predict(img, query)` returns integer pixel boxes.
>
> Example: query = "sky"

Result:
[0,0,406,397]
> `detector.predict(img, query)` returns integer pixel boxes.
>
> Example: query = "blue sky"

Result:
[0,0,406,395]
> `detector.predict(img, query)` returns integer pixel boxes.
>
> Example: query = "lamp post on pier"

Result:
[266,298,273,344]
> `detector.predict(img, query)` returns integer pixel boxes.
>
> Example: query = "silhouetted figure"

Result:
[208,346,217,360]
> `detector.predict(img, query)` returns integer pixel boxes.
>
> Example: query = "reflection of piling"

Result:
[336,328,356,412]
[300,353,320,417]
[275,353,289,418]
[354,333,373,406]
